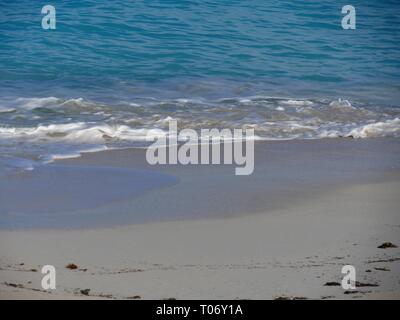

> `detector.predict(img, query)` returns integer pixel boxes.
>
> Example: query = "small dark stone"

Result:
[128,295,141,299]
[80,289,91,296]
[66,263,78,270]
[377,242,398,249]
[365,270,372,273]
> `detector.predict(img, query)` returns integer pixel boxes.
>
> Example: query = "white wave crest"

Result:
[347,118,400,138]
[0,108,16,114]
[329,99,354,109]
[14,97,60,110]
[281,99,314,106]
[0,123,167,143]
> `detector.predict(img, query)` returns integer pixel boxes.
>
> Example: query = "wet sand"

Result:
[0,139,399,299]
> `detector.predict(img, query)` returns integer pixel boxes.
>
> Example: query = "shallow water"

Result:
[1,139,399,229]
[1,1,400,169]
[0,164,178,228]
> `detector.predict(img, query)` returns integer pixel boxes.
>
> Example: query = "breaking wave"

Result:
[0,123,166,143]
[0,95,399,170]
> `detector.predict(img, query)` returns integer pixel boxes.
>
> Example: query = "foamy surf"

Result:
[0,123,166,143]
[347,118,400,139]
[0,95,399,171]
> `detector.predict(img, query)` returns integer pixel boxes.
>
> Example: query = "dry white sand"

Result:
[1,178,399,300]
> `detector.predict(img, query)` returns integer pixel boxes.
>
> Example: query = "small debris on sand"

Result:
[344,291,358,295]
[98,293,114,299]
[355,281,379,287]
[367,257,400,263]
[66,263,78,270]
[377,242,398,249]
[274,296,290,300]
[324,282,341,286]
[127,295,142,299]
[274,296,308,300]
[4,282,24,288]
[80,289,91,296]
[374,267,390,272]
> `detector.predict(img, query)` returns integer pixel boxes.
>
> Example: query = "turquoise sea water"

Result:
[0,1,400,169]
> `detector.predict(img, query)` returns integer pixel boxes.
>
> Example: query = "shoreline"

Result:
[0,138,399,299]
[1,138,400,230]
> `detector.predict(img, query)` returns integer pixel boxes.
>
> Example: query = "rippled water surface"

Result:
[1,1,400,170]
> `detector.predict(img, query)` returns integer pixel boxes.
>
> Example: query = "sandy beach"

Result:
[2,0,400,304]
[0,139,399,299]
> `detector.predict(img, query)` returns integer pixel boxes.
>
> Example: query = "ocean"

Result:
[1,0,400,172]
